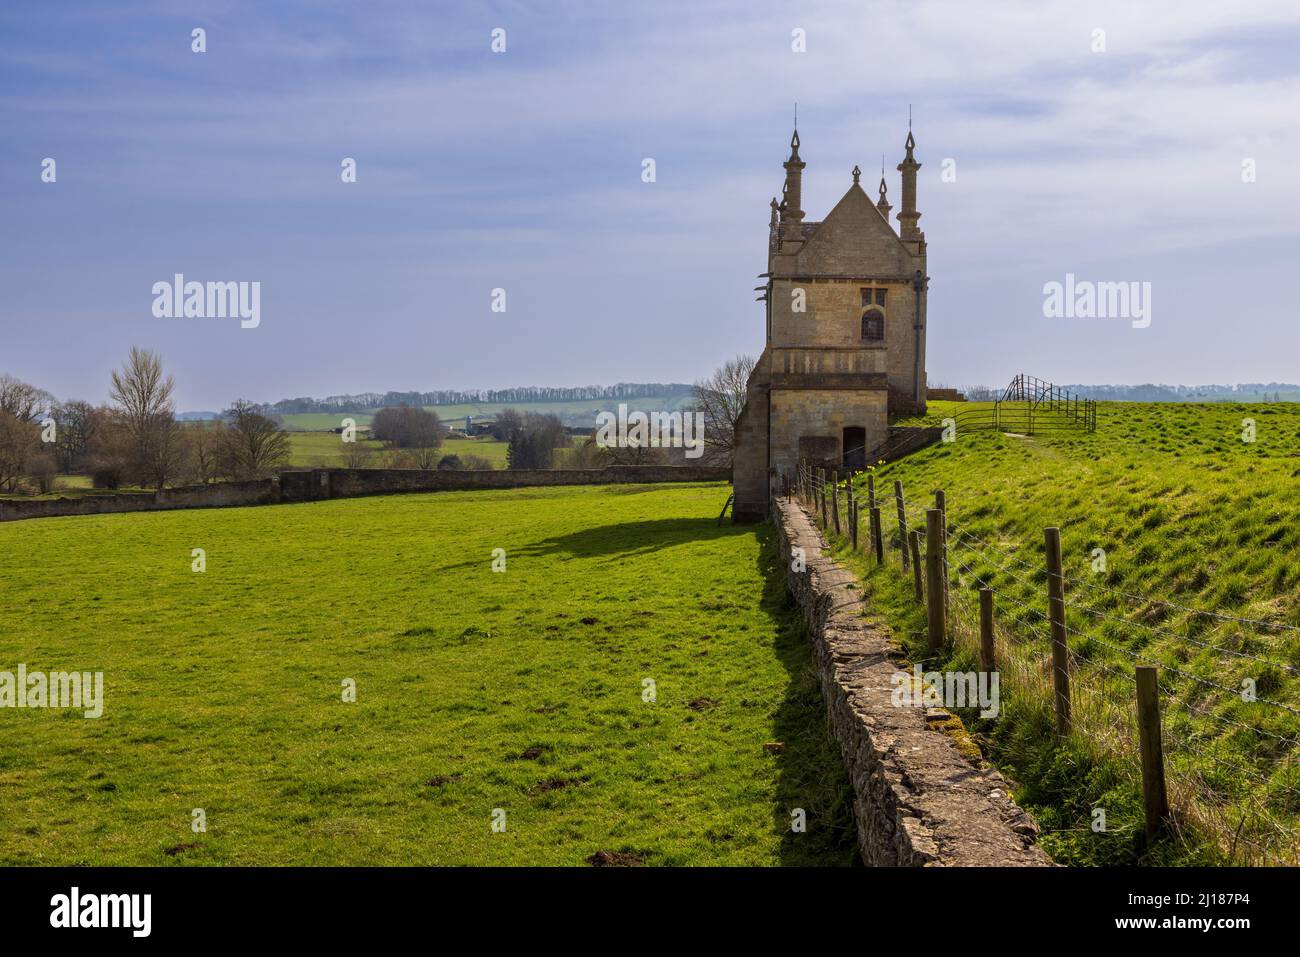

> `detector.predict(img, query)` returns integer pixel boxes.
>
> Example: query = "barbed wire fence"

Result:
[789,462,1300,865]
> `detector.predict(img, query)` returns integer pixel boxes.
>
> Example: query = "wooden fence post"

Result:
[831,471,841,535]
[867,473,876,510]
[925,510,945,653]
[870,505,884,564]
[818,469,827,526]
[1135,665,1169,841]
[850,490,859,551]
[979,587,995,672]
[1044,526,1072,734]
[909,530,924,601]
[894,480,910,571]
[935,489,950,629]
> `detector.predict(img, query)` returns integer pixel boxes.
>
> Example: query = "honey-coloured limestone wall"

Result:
[772,496,1053,866]
[768,388,888,475]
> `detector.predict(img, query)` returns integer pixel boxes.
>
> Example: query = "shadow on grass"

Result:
[753,523,862,866]
[519,517,748,560]
[439,516,749,571]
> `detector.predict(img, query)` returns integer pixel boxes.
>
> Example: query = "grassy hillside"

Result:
[820,400,1300,864]
[0,483,856,866]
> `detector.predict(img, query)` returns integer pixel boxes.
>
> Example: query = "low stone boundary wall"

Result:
[0,480,280,523]
[281,465,731,501]
[0,467,731,522]
[773,497,1052,866]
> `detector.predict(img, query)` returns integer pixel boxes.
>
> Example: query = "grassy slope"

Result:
[0,483,857,866]
[841,400,1300,864]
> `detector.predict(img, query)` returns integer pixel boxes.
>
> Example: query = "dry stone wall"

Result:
[307,465,729,500]
[0,480,280,522]
[0,468,731,522]
[773,496,1053,866]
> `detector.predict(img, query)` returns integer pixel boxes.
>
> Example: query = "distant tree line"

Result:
[935,382,1300,403]
[259,383,694,415]
[1061,383,1300,402]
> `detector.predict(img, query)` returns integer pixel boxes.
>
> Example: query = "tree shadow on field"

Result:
[521,517,750,561]
[442,517,751,570]
[754,525,862,866]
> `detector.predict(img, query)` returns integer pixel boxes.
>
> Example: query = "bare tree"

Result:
[182,421,223,484]
[593,429,666,466]
[52,400,102,473]
[109,347,183,489]
[0,411,39,492]
[0,374,52,424]
[487,408,524,442]
[28,452,58,494]
[86,413,134,488]
[218,400,291,480]
[409,444,440,470]
[691,354,756,466]
[341,442,375,469]
[558,434,605,469]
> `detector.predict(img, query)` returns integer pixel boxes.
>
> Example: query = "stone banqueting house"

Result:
[733,127,929,521]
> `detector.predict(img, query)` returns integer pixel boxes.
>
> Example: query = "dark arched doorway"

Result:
[843,427,866,470]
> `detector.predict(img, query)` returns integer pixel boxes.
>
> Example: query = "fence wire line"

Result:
[801,476,1299,679]
[897,500,1300,678]
[910,494,1297,636]
[795,457,1298,863]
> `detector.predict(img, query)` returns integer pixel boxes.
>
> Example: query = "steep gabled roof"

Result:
[795,183,913,276]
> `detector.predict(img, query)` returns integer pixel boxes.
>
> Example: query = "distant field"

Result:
[285,433,514,469]
[275,395,694,432]
[0,483,855,865]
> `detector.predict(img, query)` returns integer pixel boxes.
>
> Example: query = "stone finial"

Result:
[779,127,805,240]
[897,129,922,241]
[852,165,861,185]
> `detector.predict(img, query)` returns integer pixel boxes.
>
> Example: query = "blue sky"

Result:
[3,1,1299,410]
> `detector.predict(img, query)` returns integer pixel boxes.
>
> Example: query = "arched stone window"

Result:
[861,308,884,341]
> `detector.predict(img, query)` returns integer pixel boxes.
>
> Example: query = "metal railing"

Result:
[947,374,1097,435]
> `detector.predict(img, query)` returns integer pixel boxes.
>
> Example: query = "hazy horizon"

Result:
[4,1,1300,409]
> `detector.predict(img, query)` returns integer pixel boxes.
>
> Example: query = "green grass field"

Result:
[285,433,513,468]
[827,400,1300,864]
[0,483,857,866]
